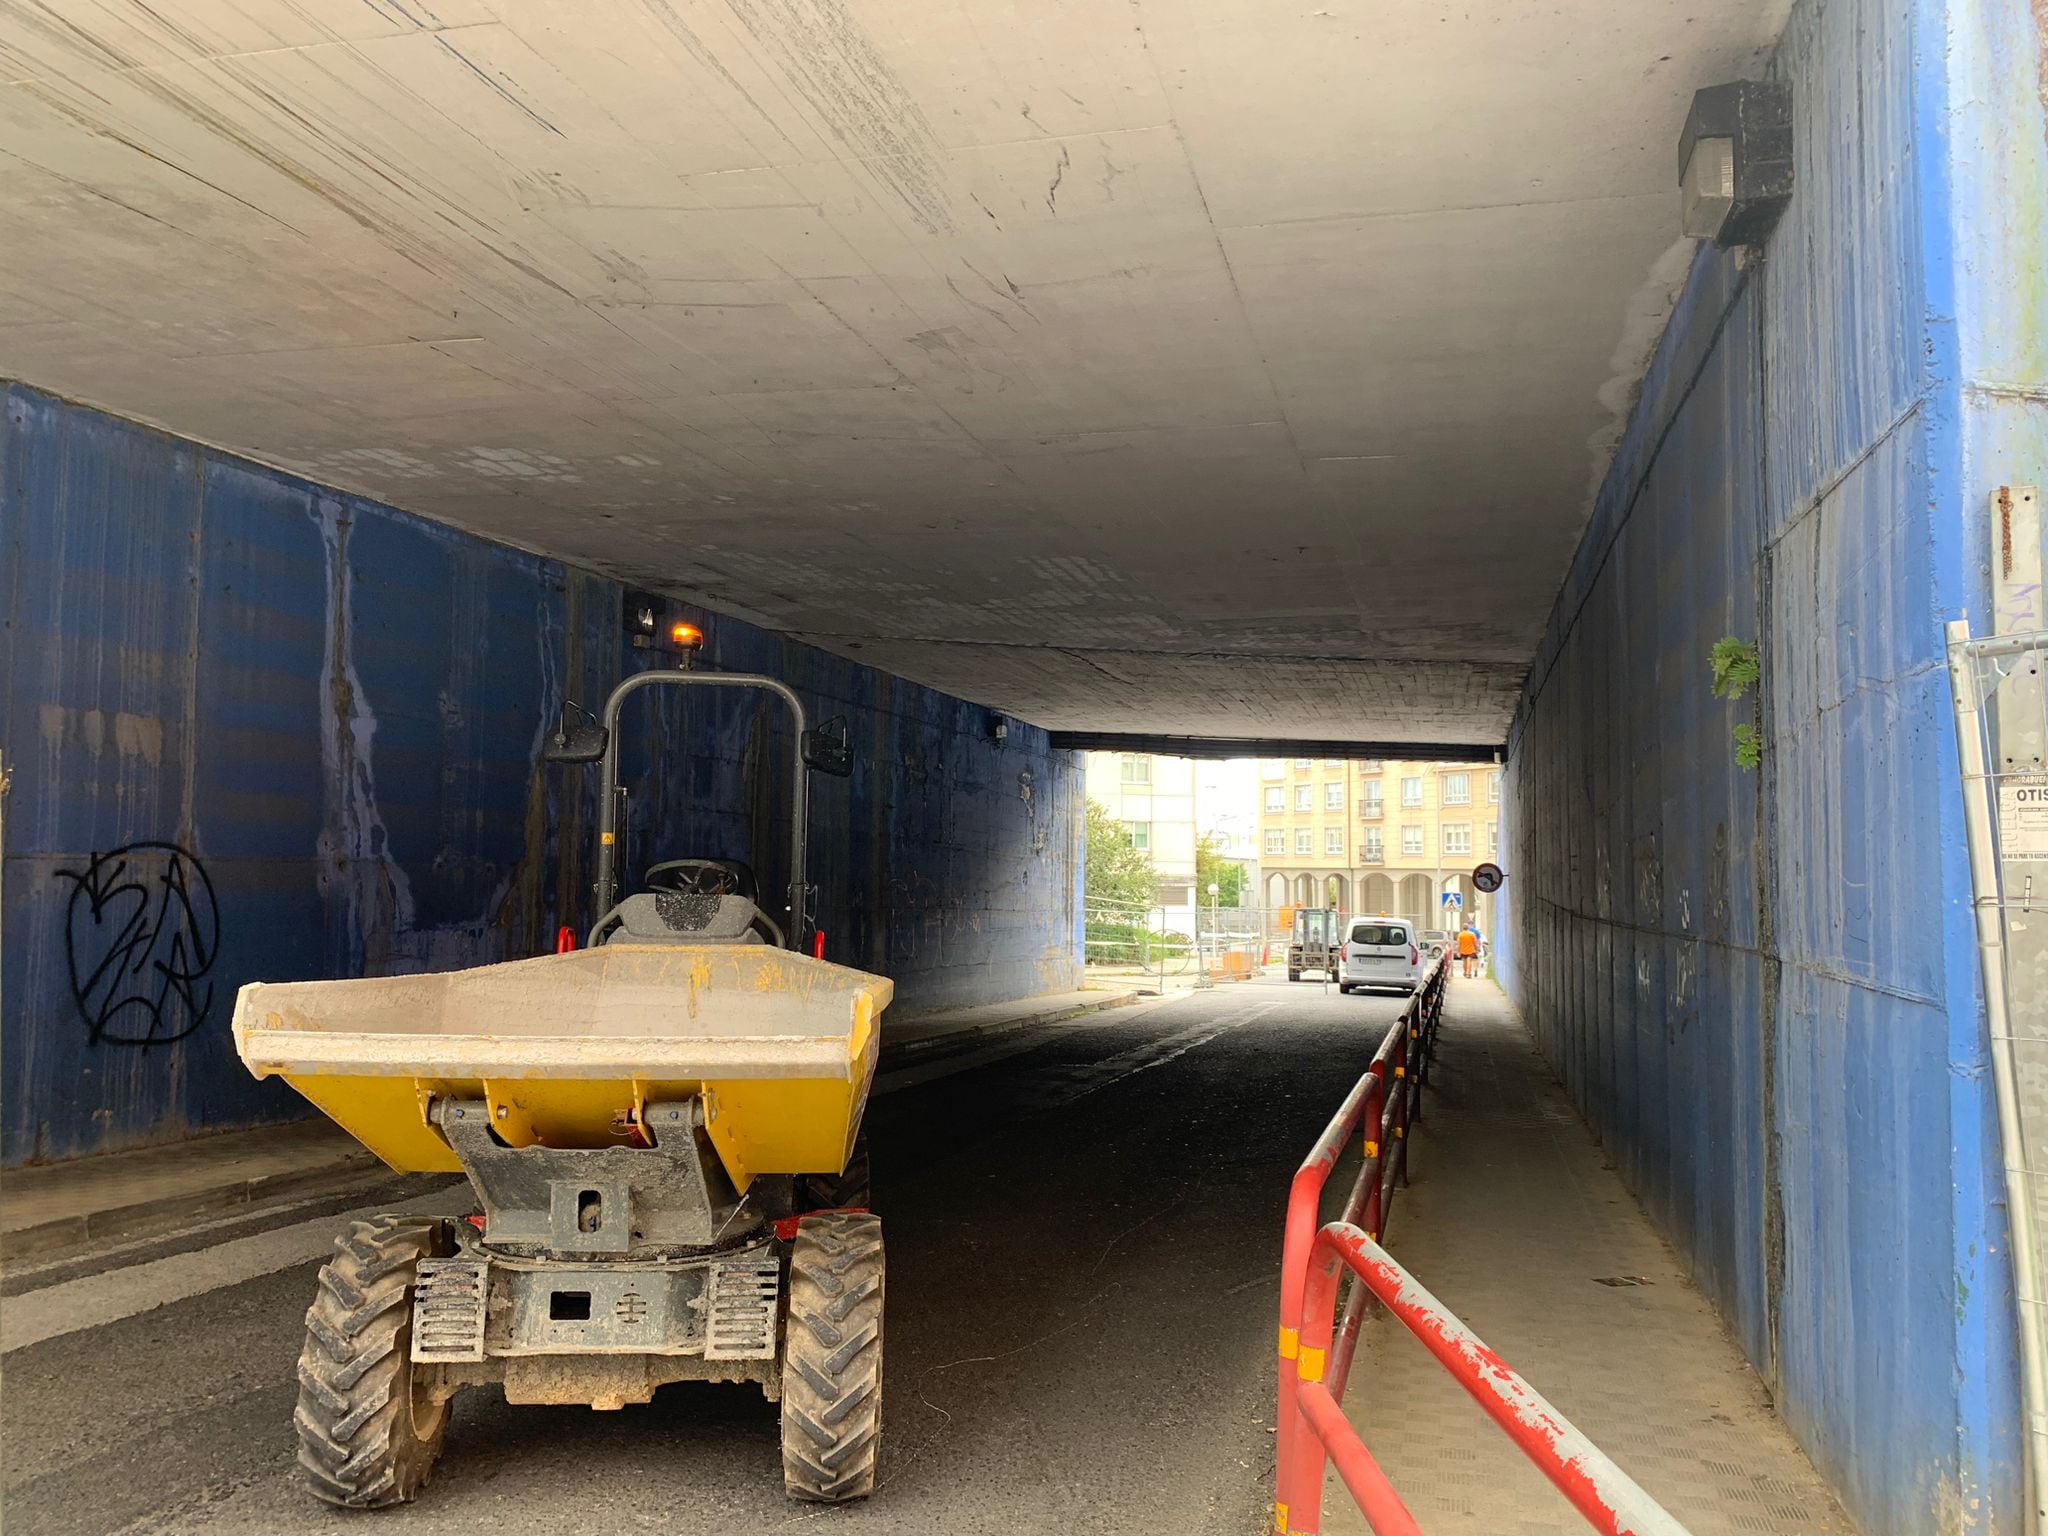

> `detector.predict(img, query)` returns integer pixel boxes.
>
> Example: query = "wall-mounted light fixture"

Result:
[1678,80,1793,248]
[624,589,706,664]
[626,590,660,648]
[987,714,1009,744]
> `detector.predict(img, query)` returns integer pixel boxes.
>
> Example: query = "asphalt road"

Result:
[1,976,1414,1536]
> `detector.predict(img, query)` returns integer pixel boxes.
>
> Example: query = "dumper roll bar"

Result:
[587,671,808,948]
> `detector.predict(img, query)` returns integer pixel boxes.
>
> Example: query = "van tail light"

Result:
[1409,944,1419,965]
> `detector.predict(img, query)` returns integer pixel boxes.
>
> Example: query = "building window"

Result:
[1400,776,1423,808]
[1488,771,1501,803]
[1294,784,1312,812]
[1324,782,1344,810]
[1120,756,1150,784]
[1264,786,1285,813]
[1324,758,1344,767]
[1362,782,1383,816]
[1266,829,1285,855]
[1294,759,1312,773]
[1401,825,1423,857]
[1262,760,1286,781]
[1488,821,1499,853]
[1325,828,1343,855]
[1295,828,1313,855]
[1127,821,1151,851]
[1360,759,1383,772]
[1442,772,1470,806]
[1443,823,1472,855]
[1364,828,1384,861]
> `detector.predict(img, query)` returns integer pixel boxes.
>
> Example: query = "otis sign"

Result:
[1999,775,2048,861]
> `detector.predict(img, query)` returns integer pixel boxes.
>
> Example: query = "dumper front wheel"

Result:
[781,1211,884,1502]
[295,1215,454,1509]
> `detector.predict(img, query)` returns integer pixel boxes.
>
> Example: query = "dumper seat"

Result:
[600,892,776,946]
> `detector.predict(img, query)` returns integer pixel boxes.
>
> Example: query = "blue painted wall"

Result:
[1494,0,2048,1528]
[1497,0,2043,1529]
[0,382,1083,1167]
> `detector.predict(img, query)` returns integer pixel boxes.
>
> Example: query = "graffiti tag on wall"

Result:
[56,842,221,1048]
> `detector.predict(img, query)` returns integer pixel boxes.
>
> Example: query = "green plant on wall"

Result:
[1709,636,1763,770]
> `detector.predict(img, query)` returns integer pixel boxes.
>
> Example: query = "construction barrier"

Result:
[1271,960,1693,1536]
[1206,947,1258,982]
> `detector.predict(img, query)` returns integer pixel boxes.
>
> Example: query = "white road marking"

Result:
[1,1185,469,1354]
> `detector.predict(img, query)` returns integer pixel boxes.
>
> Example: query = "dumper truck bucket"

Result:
[232,945,890,1190]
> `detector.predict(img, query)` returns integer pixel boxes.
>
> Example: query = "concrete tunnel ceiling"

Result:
[0,0,1787,743]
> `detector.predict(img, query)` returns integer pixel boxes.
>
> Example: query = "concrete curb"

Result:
[3,1150,387,1266]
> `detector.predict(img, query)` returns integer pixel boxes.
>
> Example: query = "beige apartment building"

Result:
[1083,751,1200,914]
[1256,758,1500,936]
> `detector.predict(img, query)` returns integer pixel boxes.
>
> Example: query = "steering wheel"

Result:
[643,858,758,901]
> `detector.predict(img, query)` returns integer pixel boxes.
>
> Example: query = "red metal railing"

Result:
[1276,961,1445,1512]
[1272,965,1692,1536]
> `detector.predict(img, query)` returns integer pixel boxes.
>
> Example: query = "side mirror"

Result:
[543,704,609,765]
[802,721,853,778]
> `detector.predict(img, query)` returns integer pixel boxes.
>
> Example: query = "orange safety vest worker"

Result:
[1456,929,1479,957]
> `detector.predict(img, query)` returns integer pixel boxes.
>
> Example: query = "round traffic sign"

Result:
[1472,862,1504,894]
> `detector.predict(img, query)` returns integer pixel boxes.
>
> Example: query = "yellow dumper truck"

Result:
[234,670,887,1508]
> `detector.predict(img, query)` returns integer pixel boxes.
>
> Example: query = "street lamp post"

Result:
[1207,880,1221,975]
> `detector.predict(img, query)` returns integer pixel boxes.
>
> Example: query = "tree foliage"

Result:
[1195,833,1247,908]
[1085,799,1157,912]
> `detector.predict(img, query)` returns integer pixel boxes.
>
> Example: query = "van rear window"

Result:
[1350,924,1408,946]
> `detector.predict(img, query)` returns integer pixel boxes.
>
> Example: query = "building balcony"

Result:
[1360,805,1384,820]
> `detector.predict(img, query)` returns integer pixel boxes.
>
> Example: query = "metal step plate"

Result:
[702,1255,780,1360]
[412,1257,490,1363]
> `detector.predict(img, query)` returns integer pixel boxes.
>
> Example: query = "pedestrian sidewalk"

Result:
[1322,977,1853,1535]
[0,984,1141,1268]
[1,1118,381,1266]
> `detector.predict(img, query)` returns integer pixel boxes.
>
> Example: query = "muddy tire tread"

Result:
[294,1215,450,1509]
[780,1211,884,1502]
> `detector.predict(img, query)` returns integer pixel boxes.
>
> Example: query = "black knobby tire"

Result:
[1337,983,1353,995]
[1287,968,1302,982]
[781,1211,885,1502]
[295,1215,454,1508]
[800,1134,871,1212]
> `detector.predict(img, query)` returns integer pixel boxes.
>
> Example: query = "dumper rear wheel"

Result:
[800,1133,870,1212]
[781,1211,884,1502]
[294,1215,454,1508]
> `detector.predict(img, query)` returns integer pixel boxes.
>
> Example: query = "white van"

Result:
[1338,918,1421,995]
